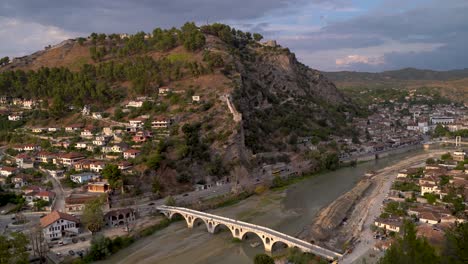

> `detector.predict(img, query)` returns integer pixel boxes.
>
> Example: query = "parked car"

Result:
[68,250,75,256]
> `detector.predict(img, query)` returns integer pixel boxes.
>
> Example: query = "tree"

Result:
[426,158,436,165]
[433,124,450,137]
[0,232,29,264]
[165,196,176,206]
[0,56,9,66]
[29,225,49,263]
[379,220,439,264]
[34,199,49,211]
[102,164,122,189]
[87,235,112,261]
[253,33,263,42]
[82,196,105,233]
[254,253,274,264]
[443,222,468,264]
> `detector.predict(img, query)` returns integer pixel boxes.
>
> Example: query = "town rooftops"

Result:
[40,211,79,228]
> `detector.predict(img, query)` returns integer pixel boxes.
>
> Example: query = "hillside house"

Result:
[88,182,109,193]
[0,166,17,177]
[36,151,56,163]
[76,142,88,149]
[15,154,34,169]
[151,119,171,129]
[192,95,200,102]
[123,149,141,159]
[8,114,22,121]
[31,127,44,133]
[70,172,100,184]
[41,211,79,241]
[117,161,132,171]
[158,87,171,95]
[420,183,440,197]
[81,128,94,138]
[57,153,85,166]
[374,217,403,233]
[126,100,144,108]
[90,161,106,172]
[65,124,83,132]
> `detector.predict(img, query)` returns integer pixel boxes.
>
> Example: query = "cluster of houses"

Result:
[373,150,468,250]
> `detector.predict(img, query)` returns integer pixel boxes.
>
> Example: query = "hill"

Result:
[323,68,468,103]
[0,23,355,192]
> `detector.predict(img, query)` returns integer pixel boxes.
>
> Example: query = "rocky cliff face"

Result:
[231,44,355,154]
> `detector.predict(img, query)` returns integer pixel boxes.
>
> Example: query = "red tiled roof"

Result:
[40,211,79,228]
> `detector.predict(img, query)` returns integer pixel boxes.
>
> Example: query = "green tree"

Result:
[254,253,274,264]
[253,33,263,41]
[82,197,105,233]
[443,222,468,264]
[0,232,29,264]
[379,221,439,264]
[433,124,450,137]
[87,235,112,260]
[426,158,436,164]
[165,196,176,206]
[102,164,122,189]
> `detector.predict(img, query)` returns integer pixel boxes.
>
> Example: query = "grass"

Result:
[167,53,192,63]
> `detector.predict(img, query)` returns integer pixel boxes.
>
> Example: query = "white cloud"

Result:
[335,54,384,66]
[0,16,84,58]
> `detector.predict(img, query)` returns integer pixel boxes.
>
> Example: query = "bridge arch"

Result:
[241,231,265,249]
[271,240,289,252]
[192,217,209,231]
[212,223,235,236]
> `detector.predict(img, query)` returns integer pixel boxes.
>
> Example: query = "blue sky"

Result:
[0,0,467,72]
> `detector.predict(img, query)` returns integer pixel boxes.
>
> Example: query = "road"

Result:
[41,169,67,211]
[116,183,234,216]
[341,150,446,264]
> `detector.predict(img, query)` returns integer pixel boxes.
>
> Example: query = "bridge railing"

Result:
[157,206,341,257]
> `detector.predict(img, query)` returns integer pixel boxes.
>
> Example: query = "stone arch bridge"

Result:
[157,205,342,261]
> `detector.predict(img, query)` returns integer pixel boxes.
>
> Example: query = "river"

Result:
[102,148,432,264]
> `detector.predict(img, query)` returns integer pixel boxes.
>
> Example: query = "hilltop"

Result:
[324,68,468,103]
[0,23,355,192]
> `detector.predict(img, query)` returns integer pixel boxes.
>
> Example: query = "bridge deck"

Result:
[158,205,342,260]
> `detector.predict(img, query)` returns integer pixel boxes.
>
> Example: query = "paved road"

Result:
[41,169,66,212]
[112,183,233,216]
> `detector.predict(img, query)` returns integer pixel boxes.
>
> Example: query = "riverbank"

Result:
[99,149,429,264]
[307,149,449,263]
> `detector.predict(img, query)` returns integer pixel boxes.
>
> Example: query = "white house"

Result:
[75,142,87,149]
[374,217,403,233]
[123,149,141,159]
[90,161,106,172]
[8,114,22,121]
[70,172,100,184]
[126,100,143,108]
[151,119,171,129]
[192,95,200,102]
[0,166,17,177]
[41,211,79,241]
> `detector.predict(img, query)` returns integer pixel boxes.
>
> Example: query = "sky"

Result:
[0,0,467,72]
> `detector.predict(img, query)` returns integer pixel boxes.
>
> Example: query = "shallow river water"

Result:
[103,148,429,264]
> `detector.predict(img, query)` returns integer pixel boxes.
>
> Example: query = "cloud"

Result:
[336,55,383,66]
[0,0,467,72]
[0,16,83,58]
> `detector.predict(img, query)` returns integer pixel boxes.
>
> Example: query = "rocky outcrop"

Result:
[231,44,355,153]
